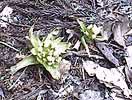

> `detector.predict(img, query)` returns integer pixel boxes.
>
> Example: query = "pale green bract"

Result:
[29,26,70,79]
[77,19,103,41]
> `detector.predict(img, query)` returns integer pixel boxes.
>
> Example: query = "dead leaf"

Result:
[125,46,132,68]
[110,92,126,100]
[83,60,131,98]
[96,42,119,67]
[125,66,132,86]
[0,6,13,28]
[125,29,132,36]
[125,46,132,86]
[59,59,71,77]
[112,22,125,47]
[73,40,80,50]
[101,20,113,40]
[79,90,104,100]
[112,16,129,47]
[0,88,4,98]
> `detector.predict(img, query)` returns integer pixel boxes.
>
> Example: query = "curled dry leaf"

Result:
[83,60,132,98]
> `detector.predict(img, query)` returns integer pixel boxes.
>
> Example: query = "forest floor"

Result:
[0,0,132,100]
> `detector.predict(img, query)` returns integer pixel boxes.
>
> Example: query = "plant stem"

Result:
[81,36,90,57]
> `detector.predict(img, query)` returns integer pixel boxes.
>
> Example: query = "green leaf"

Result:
[77,20,103,41]
[11,26,70,80]
[29,25,42,48]
[46,65,60,79]
[77,19,87,33]
[10,55,39,74]
[81,36,90,55]
[31,48,38,55]
[29,27,71,79]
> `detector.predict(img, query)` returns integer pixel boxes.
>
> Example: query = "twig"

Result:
[0,19,31,28]
[14,84,44,100]
[55,83,72,99]
[8,67,27,90]
[0,41,19,52]
[82,67,85,80]
[38,67,43,82]
[93,0,96,10]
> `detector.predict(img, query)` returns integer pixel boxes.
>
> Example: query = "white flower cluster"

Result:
[30,28,70,71]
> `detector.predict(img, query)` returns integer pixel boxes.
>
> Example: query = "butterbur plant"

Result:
[77,19,102,41]
[30,26,70,79]
[77,19,107,56]
[11,26,70,79]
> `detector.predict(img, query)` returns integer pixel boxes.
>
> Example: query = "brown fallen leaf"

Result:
[125,29,132,36]
[96,42,120,67]
[112,16,129,47]
[83,60,132,98]
[125,46,132,86]
[125,46,132,68]
[112,22,125,47]
[0,87,5,99]
[59,59,71,78]
[125,66,132,85]
[102,20,113,40]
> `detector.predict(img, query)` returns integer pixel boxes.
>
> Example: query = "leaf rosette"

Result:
[29,26,70,79]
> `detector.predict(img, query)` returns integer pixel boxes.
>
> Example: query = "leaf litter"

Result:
[1,0,132,100]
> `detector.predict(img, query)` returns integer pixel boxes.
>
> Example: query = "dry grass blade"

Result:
[0,41,19,52]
